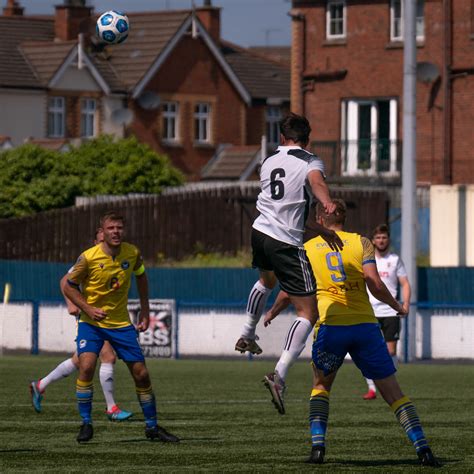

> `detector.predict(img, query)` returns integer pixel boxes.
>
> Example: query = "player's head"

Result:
[279,113,311,147]
[99,211,125,248]
[94,228,104,245]
[371,224,390,252]
[316,198,346,228]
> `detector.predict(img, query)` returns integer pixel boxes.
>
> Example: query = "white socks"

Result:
[38,357,77,392]
[391,355,398,368]
[275,317,313,381]
[241,281,273,339]
[99,362,116,411]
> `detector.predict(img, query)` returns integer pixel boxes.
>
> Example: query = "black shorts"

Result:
[251,228,316,296]
[377,316,401,342]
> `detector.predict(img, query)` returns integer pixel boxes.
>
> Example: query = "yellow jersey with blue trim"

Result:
[67,242,143,329]
[304,231,377,325]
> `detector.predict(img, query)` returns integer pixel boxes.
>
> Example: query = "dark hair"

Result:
[372,224,390,239]
[316,198,346,226]
[279,113,311,146]
[100,211,125,227]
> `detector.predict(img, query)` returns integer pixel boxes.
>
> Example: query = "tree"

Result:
[0,136,184,218]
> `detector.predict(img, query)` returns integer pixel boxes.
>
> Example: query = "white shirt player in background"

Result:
[363,224,411,400]
[234,113,343,415]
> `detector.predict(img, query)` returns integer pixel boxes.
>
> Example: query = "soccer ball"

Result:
[96,10,130,45]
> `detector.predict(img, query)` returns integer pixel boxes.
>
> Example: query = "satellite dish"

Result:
[416,62,440,83]
[111,108,134,126]
[137,91,161,110]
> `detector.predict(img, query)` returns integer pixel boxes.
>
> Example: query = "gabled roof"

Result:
[0,16,54,88]
[202,145,261,180]
[221,41,290,101]
[247,46,291,66]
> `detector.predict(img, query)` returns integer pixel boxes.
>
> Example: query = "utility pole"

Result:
[401,0,417,362]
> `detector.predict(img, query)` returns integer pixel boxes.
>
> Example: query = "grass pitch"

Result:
[0,355,472,472]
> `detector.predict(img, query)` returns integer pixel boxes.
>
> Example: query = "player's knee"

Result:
[132,364,150,384]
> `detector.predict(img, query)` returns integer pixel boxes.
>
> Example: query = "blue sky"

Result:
[17,0,292,47]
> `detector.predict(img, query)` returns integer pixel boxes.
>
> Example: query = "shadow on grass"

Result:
[0,449,42,453]
[115,437,224,443]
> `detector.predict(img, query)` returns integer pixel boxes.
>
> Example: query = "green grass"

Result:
[0,356,472,472]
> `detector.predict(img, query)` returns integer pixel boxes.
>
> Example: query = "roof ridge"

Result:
[221,39,290,69]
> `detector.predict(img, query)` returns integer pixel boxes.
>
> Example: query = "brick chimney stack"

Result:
[3,0,24,16]
[196,1,221,43]
[55,0,92,41]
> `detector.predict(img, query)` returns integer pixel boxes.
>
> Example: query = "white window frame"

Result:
[194,103,211,144]
[390,0,425,42]
[265,106,282,148]
[80,98,96,138]
[341,98,399,177]
[162,101,180,142]
[47,96,65,138]
[326,0,347,40]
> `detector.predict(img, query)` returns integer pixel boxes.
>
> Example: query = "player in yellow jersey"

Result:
[63,211,179,444]
[29,229,132,421]
[264,199,439,467]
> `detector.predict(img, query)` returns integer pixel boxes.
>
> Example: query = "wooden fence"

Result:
[0,183,388,263]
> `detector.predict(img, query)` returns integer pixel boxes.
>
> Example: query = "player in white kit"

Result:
[234,113,342,414]
[363,224,411,400]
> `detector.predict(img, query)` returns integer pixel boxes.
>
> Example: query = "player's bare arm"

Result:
[307,170,336,214]
[63,281,107,321]
[264,290,291,326]
[135,254,150,332]
[60,274,80,316]
[363,264,407,316]
[399,275,411,314]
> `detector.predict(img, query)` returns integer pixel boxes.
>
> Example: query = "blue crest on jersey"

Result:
[121,260,130,270]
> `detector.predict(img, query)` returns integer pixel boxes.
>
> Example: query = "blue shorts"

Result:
[312,323,396,380]
[77,322,145,362]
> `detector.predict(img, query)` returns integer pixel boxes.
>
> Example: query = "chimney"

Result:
[3,0,24,16]
[196,2,221,43]
[55,0,92,41]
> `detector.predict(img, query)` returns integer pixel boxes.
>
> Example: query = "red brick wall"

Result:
[293,0,474,184]
[129,35,246,180]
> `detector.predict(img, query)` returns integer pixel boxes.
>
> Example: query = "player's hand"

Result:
[320,228,344,251]
[323,200,337,215]
[137,309,150,332]
[399,301,410,318]
[264,310,277,327]
[396,303,408,318]
[86,306,107,321]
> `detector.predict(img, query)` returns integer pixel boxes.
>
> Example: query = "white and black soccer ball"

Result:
[96,10,130,45]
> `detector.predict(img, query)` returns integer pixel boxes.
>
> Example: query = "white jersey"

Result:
[368,252,407,317]
[252,146,325,246]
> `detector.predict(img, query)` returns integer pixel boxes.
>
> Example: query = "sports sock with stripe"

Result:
[38,357,77,392]
[99,362,116,412]
[136,385,157,428]
[241,280,272,339]
[275,317,313,381]
[391,396,429,453]
[76,379,93,424]
[309,389,330,447]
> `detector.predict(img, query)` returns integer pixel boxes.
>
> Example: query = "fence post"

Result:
[31,300,39,355]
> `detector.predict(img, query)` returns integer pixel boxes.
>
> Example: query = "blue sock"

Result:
[76,379,93,424]
[392,396,429,453]
[136,385,157,428]
[309,389,330,447]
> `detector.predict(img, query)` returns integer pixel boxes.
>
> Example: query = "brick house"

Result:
[290,0,474,185]
[0,0,290,180]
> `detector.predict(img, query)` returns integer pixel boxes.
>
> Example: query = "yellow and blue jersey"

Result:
[304,231,376,325]
[67,242,145,329]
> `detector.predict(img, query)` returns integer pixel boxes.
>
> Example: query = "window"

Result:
[80,98,96,138]
[341,99,399,176]
[194,103,211,143]
[162,102,179,142]
[391,0,425,41]
[326,0,346,39]
[47,97,65,138]
[265,106,282,148]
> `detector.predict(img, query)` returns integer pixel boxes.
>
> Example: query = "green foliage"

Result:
[0,136,184,218]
